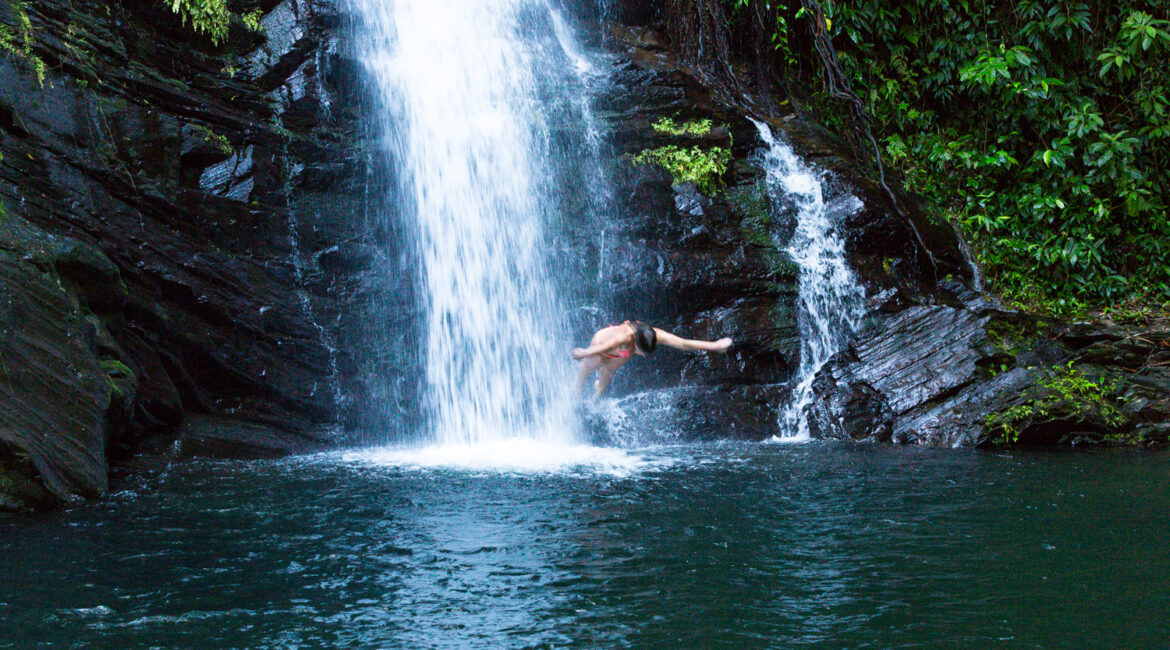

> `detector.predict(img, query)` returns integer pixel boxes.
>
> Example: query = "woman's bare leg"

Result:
[594,367,616,398]
[576,357,601,398]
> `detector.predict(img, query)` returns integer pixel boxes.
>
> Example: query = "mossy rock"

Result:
[0,444,56,512]
[985,363,1130,446]
[100,358,137,401]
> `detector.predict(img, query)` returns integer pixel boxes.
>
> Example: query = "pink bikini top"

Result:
[601,322,635,358]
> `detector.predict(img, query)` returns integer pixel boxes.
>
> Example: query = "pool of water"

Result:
[3,441,1168,648]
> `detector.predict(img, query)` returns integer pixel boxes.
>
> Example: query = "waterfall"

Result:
[753,121,868,442]
[353,0,601,445]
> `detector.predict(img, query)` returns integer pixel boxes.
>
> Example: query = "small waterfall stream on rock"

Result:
[351,0,627,465]
[753,121,868,442]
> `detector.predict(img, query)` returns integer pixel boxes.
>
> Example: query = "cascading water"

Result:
[753,121,868,442]
[547,10,620,310]
[354,0,605,446]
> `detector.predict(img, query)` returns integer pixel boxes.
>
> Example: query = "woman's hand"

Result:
[571,348,589,360]
[712,338,733,352]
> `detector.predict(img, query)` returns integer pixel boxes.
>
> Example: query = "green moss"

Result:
[739,214,771,247]
[729,183,798,278]
[764,248,799,278]
[986,362,1127,445]
[730,183,773,246]
[100,358,134,378]
[728,182,769,216]
[100,358,136,400]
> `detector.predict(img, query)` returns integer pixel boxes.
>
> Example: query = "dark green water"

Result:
[3,441,1169,648]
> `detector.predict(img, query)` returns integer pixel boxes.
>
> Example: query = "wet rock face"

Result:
[578,384,786,445]
[584,30,802,409]
[598,4,1168,447]
[0,220,114,506]
[807,308,1170,447]
[0,0,380,509]
[583,17,969,440]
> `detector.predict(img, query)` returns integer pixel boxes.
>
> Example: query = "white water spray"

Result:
[753,121,868,442]
[354,0,598,445]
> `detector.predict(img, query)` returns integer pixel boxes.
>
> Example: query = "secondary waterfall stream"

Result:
[354,0,604,446]
[753,121,867,442]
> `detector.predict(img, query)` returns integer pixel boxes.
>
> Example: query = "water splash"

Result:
[336,438,667,477]
[353,0,608,445]
[753,121,867,442]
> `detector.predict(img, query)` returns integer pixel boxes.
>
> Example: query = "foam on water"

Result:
[335,439,668,477]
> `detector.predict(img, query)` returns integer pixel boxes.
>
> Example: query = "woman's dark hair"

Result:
[632,322,657,354]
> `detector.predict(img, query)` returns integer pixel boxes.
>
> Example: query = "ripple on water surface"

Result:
[5,444,1170,648]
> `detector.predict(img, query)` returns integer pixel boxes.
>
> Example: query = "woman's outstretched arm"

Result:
[653,328,733,353]
[571,327,629,360]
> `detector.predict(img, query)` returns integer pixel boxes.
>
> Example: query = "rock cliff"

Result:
[0,0,384,510]
[593,0,1168,447]
[2,0,1165,510]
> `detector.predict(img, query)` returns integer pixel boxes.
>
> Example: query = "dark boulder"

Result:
[0,216,122,507]
[0,0,374,509]
[806,306,1170,447]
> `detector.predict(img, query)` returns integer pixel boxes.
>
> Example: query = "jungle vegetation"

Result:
[735,0,1169,318]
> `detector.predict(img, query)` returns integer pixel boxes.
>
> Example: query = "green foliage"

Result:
[782,1,1170,313]
[1099,301,1157,325]
[166,0,231,44]
[652,117,714,137]
[636,117,732,194]
[986,362,1127,444]
[732,0,805,64]
[191,124,233,155]
[241,8,263,32]
[0,0,45,85]
[633,145,732,194]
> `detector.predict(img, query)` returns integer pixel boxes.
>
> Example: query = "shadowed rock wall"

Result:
[0,0,404,509]
[576,8,974,441]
